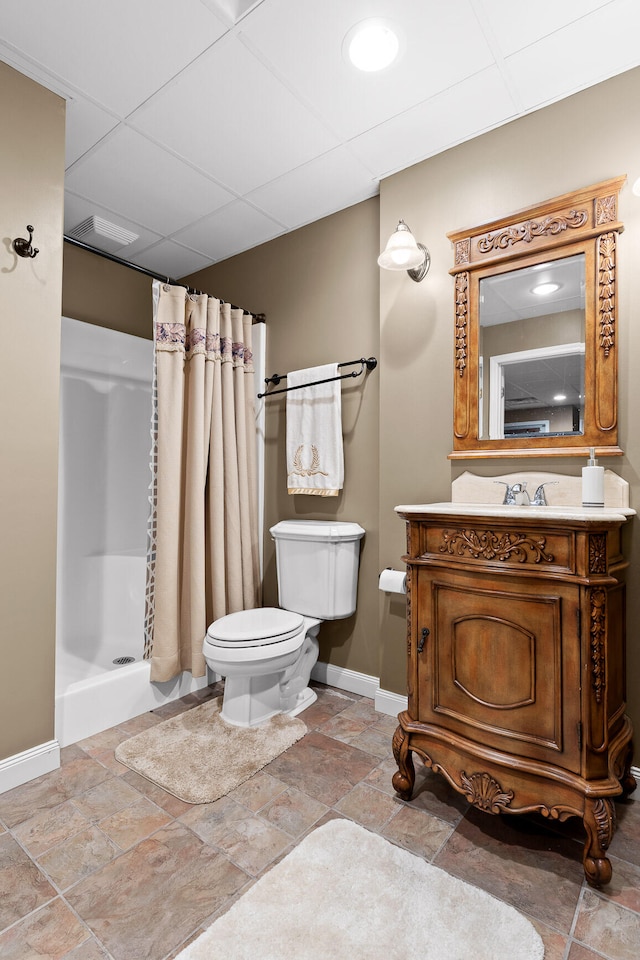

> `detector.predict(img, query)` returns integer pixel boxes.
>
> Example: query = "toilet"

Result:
[203,520,365,727]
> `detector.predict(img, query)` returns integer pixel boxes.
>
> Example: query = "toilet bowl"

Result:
[203,607,321,727]
[203,520,365,727]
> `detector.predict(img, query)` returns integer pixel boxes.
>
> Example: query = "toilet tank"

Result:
[270,520,365,619]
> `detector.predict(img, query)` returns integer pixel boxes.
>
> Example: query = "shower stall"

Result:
[56,317,238,747]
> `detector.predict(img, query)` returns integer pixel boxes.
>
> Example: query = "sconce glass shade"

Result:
[378,220,430,281]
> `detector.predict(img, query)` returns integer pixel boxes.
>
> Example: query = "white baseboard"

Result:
[374,687,408,719]
[311,661,378,700]
[0,740,60,795]
[311,661,406,719]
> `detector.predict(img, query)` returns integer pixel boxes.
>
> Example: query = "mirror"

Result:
[479,253,585,440]
[448,177,625,458]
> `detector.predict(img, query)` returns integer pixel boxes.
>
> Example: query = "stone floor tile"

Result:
[349,725,395,759]
[0,833,56,931]
[400,764,470,825]
[70,777,142,822]
[66,821,247,960]
[13,800,90,858]
[568,943,616,960]
[317,713,371,743]
[573,888,640,960]
[119,768,194,818]
[0,897,90,959]
[76,727,131,757]
[335,782,400,831]
[383,803,453,860]
[260,786,328,837]
[609,794,640,869]
[264,731,379,806]
[595,854,640,914]
[529,918,569,960]
[298,687,357,728]
[98,796,172,850]
[0,758,111,828]
[62,937,111,959]
[230,771,289,812]
[181,796,292,875]
[37,826,120,890]
[435,806,585,933]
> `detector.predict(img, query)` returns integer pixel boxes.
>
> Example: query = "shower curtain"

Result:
[145,281,260,682]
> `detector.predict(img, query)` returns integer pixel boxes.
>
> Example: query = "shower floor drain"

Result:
[113,656,135,665]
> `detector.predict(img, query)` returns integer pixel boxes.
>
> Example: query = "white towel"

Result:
[286,363,344,496]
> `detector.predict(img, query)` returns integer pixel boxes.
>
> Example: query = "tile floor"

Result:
[0,681,639,960]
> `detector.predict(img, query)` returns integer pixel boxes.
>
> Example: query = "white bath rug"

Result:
[114,697,306,804]
[175,819,545,960]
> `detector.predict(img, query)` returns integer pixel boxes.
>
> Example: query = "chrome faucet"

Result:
[531,481,558,506]
[495,481,530,506]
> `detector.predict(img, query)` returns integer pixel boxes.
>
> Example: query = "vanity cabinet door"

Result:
[413,568,582,771]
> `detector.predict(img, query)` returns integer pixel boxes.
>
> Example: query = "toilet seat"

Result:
[205,607,305,649]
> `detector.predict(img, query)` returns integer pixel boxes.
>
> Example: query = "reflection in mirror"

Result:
[479,254,585,440]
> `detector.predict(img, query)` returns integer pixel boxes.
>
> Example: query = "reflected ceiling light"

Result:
[531,281,560,296]
[344,19,400,72]
[378,220,430,282]
[553,393,567,401]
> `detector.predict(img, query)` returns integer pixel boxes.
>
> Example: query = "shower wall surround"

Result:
[56,317,209,746]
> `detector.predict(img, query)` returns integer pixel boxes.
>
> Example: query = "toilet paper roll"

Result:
[378,569,407,594]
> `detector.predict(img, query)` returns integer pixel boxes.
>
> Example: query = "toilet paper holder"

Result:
[378,567,407,595]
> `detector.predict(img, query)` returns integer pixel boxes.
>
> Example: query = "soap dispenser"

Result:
[582,448,604,508]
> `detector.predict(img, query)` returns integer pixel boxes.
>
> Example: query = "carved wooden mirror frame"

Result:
[448,176,625,459]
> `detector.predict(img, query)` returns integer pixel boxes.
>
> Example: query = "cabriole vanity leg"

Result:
[582,797,615,887]
[392,724,415,800]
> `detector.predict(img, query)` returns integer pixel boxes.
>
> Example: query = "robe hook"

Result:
[13,225,39,259]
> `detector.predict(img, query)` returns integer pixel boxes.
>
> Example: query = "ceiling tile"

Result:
[349,66,518,179]
[65,97,119,167]
[174,200,285,261]
[128,241,214,279]
[247,147,378,228]
[505,0,640,109]
[129,34,339,194]
[0,0,228,115]
[65,126,234,235]
[64,192,162,259]
[239,0,495,139]
[475,0,610,56]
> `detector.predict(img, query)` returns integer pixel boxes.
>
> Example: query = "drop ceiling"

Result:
[2,0,640,277]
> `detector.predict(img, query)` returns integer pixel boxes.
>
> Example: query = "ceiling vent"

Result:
[69,215,138,253]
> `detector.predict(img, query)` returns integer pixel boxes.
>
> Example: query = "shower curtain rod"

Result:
[63,234,265,321]
[257,357,377,398]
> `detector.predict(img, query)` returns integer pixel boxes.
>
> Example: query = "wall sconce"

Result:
[378,220,430,282]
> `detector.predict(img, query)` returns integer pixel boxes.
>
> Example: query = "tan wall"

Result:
[189,68,640,750]
[62,242,153,339]
[186,200,382,677]
[379,66,640,742]
[0,63,65,760]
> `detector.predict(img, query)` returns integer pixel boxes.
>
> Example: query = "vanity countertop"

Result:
[394,502,636,523]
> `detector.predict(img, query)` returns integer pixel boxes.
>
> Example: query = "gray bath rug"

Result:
[174,818,545,960]
[114,697,306,804]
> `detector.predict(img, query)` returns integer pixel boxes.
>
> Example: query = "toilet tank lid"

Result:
[270,520,365,542]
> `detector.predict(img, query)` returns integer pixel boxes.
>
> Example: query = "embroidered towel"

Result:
[286,364,344,496]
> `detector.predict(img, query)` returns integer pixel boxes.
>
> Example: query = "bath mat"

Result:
[175,819,545,960]
[114,697,306,804]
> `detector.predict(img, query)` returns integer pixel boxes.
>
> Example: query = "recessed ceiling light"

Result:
[344,19,401,72]
[531,282,560,296]
[553,393,567,401]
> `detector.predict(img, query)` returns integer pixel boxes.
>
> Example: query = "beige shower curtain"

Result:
[146,281,260,682]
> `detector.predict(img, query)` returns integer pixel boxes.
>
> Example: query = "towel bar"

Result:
[257,357,377,398]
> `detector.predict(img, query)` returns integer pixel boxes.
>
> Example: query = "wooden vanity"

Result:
[392,499,636,886]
